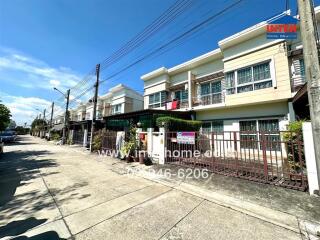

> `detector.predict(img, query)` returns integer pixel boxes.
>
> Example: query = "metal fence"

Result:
[165,131,307,191]
[73,130,84,145]
[101,131,117,154]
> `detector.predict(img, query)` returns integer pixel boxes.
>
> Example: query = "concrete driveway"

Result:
[0,136,305,239]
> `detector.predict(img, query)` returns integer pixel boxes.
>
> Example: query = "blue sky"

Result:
[0,0,319,125]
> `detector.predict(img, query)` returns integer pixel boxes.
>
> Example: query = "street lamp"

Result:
[53,87,67,97]
[53,87,70,145]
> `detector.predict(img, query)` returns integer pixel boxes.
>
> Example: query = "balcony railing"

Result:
[164,99,189,110]
[291,74,306,92]
[193,92,224,107]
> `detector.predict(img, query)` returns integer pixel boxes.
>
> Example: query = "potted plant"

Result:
[139,151,145,164]
[120,141,134,163]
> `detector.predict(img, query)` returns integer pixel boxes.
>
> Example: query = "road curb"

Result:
[115,163,310,236]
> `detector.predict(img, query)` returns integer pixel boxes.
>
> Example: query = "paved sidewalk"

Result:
[0,135,319,239]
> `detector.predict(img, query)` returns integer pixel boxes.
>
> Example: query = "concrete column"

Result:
[147,128,153,157]
[188,71,193,110]
[83,129,88,147]
[303,122,319,195]
[288,102,296,122]
[70,130,74,143]
[158,127,166,164]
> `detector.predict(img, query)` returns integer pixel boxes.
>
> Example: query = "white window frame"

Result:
[112,104,122,115]
[199,78,223,105]
[226,59,275,95]
[201,120,224,134]
[148,91,167,108]
[239,118,281,151]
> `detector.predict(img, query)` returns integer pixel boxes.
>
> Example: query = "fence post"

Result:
[158,127,166,165]
[70,129,74,144]
[302,122,320,195]
[233,132,239,175]
[147,128,153,157]
[261,132,269,180]
[83,129,88,147]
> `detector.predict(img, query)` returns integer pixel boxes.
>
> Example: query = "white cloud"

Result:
[0,48,83,90]
[49,79,61,87]
[0,48,94,125]
[0,92,63,126]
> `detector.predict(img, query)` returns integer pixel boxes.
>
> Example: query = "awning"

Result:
[50,124,64,131]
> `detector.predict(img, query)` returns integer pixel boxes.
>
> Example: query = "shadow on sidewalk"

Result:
[0,217,65,239]
[0,217,46,238]
[12,231,65,240]
[139,163,320,223]
[0,149,57,207]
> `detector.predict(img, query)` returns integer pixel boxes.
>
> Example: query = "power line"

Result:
[46,0,243,121]
[45,0,192,115]
[100,0,244,86]
[99,0,195,72]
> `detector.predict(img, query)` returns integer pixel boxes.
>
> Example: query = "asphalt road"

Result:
[0,136,304,240]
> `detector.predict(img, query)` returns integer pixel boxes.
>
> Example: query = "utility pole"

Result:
[50,102,54,128]
[62,89,70,144]
[298,0,320,190]
[42,109,46,138]
[90,64,100,152]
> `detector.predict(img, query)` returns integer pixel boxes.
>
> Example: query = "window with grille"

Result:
[174,89,188,101]
[225,72,235,95]
[199,79,222,105]
[240,120,258,149]
[239,119,280,150]
[258,119,280,151]
[201,122,212,133]
[148,91,167,108]
[201,121,223,133]
[225,61,273,95]
[238,67,252,85]
[112,104,122,115]
[299,59,305,77]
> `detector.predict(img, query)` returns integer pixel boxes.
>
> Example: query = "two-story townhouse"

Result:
[69,103,86,122]
[142,10,319,140]
[72,84,143,122]
[105,84,144,115]
[69,83,144,146]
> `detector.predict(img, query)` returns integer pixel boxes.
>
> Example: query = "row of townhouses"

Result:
[47,8,319,194]
[52,84,143,125]
[141,9,318,134]
[52,9,318,137]
[70,84,143,121]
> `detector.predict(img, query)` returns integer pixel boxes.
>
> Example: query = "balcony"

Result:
[193,92,224,107]
[164,99,189,110]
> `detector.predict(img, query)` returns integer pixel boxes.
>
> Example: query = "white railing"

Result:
[193,92,224,106]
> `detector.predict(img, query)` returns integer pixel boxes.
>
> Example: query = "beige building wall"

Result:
[224,43,292,107]
[190,59,223,78]
[196,101,289,121]
[170,72,188,86]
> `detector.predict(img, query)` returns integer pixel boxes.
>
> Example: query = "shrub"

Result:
[51,132,61,141]
[120,127,138,156]
[282,120,305,172]
[92,129,106,152]
[67,137,73,145]
[156,116,202,131]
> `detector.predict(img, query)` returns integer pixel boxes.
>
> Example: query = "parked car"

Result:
[0,131,16,143]
[0,140,3,154]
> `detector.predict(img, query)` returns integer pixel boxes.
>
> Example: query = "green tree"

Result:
[31,118,47,132]
[0,103,11,131]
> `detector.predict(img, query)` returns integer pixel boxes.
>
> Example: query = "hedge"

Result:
[282,120,305,172]
[156,116,202,131]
